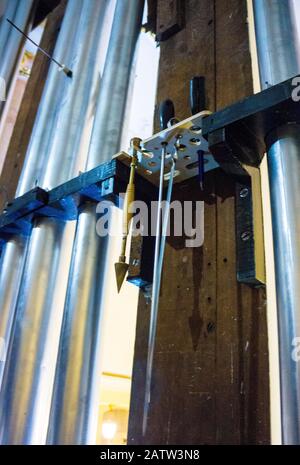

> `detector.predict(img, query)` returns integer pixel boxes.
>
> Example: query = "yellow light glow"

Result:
[102,421,117,440]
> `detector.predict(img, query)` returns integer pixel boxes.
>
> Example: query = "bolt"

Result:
[239,187,249,198]
[190,125,201,132]
[241,230,251,241]
[207,321,215,333]
[103,179,110,190]
[130,137,142,151]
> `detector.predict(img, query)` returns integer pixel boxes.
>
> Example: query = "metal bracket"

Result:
[202,75,300,171]
[0,187,48,239]
[201,75,300,286]
[127,227,156,289]
[116,110,219,186]
[235,177,264,286]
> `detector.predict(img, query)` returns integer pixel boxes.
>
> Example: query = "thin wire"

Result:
[6,18,67,72]
[142,149,176,436]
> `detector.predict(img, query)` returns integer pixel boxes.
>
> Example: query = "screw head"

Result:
[239,187,249,198]
[241,231,251,241]
[207,321,215,333]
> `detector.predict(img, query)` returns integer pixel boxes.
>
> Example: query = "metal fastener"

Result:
[241,230,251,241]
[239,187,249,198]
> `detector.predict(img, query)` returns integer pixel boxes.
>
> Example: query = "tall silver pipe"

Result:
[47,0,144,444]
[17,0,80,195]
[87,0,144,166]
[253,0,300,444]
[0,0,18,63]
[0,237,29,381]
[47,204,110,445]
[0,0,81,388]
[0,0,35,120]
[0,0,109,445]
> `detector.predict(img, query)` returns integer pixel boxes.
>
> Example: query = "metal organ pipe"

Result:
[0,0,35,120]
[0,0,109,445]
[0,0,81,390]
[47,0,144,445]
[253,0,300,444]
[0,1,19,73]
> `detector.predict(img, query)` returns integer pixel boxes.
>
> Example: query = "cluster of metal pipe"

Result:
[0,0,144,444]
[48,0,144,444]
[1,0,299,447]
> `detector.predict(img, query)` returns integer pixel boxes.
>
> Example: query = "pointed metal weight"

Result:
[115,137,141,292]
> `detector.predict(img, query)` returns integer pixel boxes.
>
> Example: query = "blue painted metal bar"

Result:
[0,158,157,249]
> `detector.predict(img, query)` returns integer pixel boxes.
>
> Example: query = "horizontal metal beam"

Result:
[202,74,300,171]
[0,157,158,245]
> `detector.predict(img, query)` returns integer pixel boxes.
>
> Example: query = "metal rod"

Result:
[6,18,72,77]
[142,149,176,435]
[0,0,109,444]
[253,0,300,444]
[46,0,144,445]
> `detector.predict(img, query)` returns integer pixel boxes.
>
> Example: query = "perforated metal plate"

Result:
[116,110,219,186]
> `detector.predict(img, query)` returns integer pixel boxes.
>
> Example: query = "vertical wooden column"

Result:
[0,1,66,213]
[214,1,269,444]
[128,0,270,444]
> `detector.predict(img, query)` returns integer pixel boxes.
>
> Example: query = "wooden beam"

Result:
[146,0,158,34]
[156,0,185,42]
[128,0,270,445]
[33,0,61,28]
[214,0,269,444]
